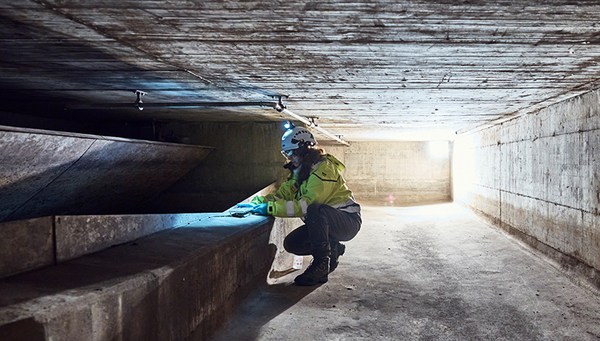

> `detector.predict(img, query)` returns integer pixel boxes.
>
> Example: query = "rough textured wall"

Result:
[343,141,452,205]
[0,216,275,341]
[454,89,600,285]
[0,126,212,222]
[148,129,452,210]
[150,122,288,213]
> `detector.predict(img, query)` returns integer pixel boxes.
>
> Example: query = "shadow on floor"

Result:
[210,277,320,341]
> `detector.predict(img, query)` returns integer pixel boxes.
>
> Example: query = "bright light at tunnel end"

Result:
[429,140,449,158]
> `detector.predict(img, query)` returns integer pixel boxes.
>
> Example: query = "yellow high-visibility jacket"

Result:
[251,154,360,218]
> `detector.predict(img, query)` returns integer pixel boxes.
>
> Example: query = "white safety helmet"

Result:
[281,126,317,157]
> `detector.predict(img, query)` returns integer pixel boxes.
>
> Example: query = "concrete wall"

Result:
[454,89,600,287]
[149,125,453,209]
[343,141,452,205]
[150,122,289,213]
[0,126,212,222]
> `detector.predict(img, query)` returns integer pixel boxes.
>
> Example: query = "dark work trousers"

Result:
[284,203,362,258]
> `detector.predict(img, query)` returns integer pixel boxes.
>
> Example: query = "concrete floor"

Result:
[211,204,600,341]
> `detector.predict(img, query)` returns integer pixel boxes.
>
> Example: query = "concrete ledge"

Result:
[0,213,275,341]
[54,213,225,263]
[0,212,230,279]
[0,183,287,281]
[0,217,54,279]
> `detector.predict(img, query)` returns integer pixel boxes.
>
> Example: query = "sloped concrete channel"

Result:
[213,204,600,341]
[0,212,276,341]
[0,125,213,223]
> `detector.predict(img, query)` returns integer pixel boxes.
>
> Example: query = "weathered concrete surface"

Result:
[0,183,281,280]
[0,217,54,279]
[212,204,600,341]
[3,1,600,141]
[343,141,451,205]
[0,212,236,280]
[0,125,213,222]
[266,216,304,284]
[149,122,290,213]
[454,89,600,288]
[235,182,305,284]
[0,213,275,341]
[0,127,95,222]
[54,213,222,262]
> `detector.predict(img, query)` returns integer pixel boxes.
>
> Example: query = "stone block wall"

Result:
[454,89,600,286]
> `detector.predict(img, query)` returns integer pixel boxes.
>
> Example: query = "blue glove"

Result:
[251,203,269,215]
[236,203,256,208]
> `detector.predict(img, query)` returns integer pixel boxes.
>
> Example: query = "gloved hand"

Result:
[251,203,269,215]
[236,203,256,208]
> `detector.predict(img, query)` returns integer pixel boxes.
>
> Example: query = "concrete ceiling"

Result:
[2,1,600,141]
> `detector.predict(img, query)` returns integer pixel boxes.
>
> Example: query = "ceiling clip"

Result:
[275,95,286,112]
[134,90,146,111]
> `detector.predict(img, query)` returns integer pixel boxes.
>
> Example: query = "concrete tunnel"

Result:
[2,1,600,340]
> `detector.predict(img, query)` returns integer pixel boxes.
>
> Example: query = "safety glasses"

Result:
[281,149,296,159]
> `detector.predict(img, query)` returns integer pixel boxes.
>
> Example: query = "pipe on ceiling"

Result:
[66,100,348,145]
[67,101,279,109]
[280,108,348,146]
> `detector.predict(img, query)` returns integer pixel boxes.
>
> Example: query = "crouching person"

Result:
[239,124,361,286]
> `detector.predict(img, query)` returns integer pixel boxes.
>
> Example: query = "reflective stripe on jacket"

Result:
[251,154,360,218]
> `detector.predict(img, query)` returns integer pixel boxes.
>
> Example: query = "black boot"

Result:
[294,256,329,286]
[329,241,346,273]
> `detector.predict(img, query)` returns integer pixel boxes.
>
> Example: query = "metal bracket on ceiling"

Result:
[272,96,347,145]
[64,91,348,146]
[134,90,146,111]
[274,95,287,112]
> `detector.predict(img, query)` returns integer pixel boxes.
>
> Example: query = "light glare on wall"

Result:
[429,140,449,158]
[452,135,477,202]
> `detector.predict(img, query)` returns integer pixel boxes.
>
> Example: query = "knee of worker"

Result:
[283,234,301,254]
[306,203,327,221]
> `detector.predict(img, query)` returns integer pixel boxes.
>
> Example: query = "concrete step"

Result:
[0,212,233,279]
[0,212,275,341]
